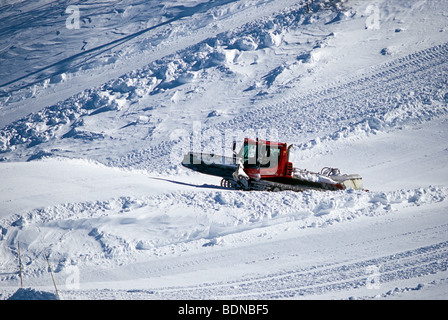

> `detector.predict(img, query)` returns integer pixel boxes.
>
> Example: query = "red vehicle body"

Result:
[240,138,294,180]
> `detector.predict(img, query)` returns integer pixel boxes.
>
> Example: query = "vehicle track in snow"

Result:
[2,5,447,172]
[112,41,448,171]
[150,241,448,299]
[58,236,448,300]
[216,42,448,141]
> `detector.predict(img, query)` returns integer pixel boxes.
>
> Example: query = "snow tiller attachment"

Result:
[182,138,363,192]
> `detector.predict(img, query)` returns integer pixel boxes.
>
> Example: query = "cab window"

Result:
[243,143,257,167]
[259,146,280,168]
[243,143,280,169]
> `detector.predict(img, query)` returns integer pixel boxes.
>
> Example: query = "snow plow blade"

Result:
[182,152,238,180]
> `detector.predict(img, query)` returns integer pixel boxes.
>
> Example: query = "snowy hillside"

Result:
[1,0,448,300]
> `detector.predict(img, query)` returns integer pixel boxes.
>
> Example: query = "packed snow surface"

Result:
[1,0,448,300]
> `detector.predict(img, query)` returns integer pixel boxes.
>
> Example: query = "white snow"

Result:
[1,0,448,300]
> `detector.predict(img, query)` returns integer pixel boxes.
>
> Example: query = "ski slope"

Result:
[1,0,448,300]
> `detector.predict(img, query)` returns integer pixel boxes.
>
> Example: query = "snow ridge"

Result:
[108,40,448,171]
[1,184,447,279]
[0,0,350,165]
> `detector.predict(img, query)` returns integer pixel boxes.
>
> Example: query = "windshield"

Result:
[243,143,257,166]
[242,143,279,169]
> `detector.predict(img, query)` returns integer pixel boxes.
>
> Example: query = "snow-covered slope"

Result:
[1,0,448,300]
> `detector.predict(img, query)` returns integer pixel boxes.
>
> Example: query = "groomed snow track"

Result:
[110,41,448,172]
[58,237,448,300]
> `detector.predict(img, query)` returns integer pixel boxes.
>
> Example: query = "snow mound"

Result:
[7,288,59,300]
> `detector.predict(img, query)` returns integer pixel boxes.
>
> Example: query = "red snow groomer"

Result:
[182,138,363,192]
